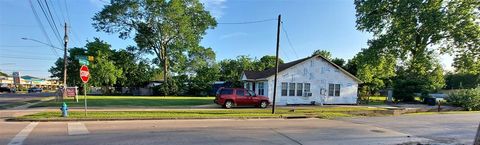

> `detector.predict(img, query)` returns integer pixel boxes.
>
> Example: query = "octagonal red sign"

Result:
[80,65,89,83]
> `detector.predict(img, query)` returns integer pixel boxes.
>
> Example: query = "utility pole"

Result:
[63,22,68,101]
[272,14,281,114]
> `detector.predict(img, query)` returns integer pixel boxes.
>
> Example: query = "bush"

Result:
[446,88,480,111]
[152,79,179,96]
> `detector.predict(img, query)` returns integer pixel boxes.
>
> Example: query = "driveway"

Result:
[341,113,480,144]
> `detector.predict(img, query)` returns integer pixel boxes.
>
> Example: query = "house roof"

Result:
[242,55,362,83]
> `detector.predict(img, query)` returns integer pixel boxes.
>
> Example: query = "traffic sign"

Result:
[79,59,89,65]
[80,65,89,83]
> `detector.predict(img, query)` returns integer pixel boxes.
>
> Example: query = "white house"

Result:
[241,54,362,105]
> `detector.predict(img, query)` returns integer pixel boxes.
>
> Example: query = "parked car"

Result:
[0,87,12,93]
[214,88,270,109]
[28,87,42,93]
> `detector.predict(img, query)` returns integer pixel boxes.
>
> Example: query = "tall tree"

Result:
[354,47,396,96]
[255,55,284,71]
[92,0,217,90]
[331,58,346,68]
[86,39,123,94]
[311,49,332,60]
[49,47,87,87]
[355,0,479,99]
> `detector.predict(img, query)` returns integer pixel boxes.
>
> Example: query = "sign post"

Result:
[12,72,20,94]
[80,65,89,116]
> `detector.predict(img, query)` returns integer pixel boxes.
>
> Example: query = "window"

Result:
[289,83,295,96]
[247,90,255,97]
[328,84,340,96]
[304,83,311,96]
[281,82,288,96]
[236,89,244,96]
[220,89,233,95]
[328,84,334,96]
[244,82,252,90]
[335,84,341,96]
[258,82,264,95]
[296,83,303,96]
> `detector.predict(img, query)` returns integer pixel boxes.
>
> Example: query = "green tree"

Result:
[453,48,480,75]
[445,73,480,89]
[331,58,346,68]
[186,46,219,96]
[0,71,8,77]
[354,48,396,97]
[311,49,332,60]
[48,47,87,87]
[92,0,217,93]
[254,55,284,71]
[111,49,153,90]
[355,0,478,100]
[86,39,123,94]
[219,55,255,86]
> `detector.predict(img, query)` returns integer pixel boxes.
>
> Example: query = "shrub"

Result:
[446,88,480,111]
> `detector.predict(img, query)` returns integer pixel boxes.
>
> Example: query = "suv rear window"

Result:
[219,89,233,95]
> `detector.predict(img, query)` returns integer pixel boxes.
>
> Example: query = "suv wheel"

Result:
[260,101,268,108]
[224,100,233,109]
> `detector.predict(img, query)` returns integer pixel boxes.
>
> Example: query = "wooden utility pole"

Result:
[272,14,281,114]
[62,22,68,101]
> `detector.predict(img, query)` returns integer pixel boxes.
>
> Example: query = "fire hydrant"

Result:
[60,102,68,117]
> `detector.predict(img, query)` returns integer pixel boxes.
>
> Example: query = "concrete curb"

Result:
[8,115,317,122]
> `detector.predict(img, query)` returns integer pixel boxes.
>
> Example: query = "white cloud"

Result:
[200,0,227,19]
[220,32,247,40]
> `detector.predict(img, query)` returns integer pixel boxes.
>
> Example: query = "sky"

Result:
[0,0,453,78]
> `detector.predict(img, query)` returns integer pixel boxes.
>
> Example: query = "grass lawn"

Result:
[15,107,387,121]
[361,96,424,105]
[30,96,215,108]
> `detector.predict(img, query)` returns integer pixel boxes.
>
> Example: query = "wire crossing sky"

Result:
[0,0,453,78]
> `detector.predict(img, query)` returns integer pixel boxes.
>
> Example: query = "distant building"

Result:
[241,54,362,105]
[0,75,60,90]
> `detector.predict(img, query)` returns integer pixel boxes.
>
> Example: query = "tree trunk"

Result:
[162,45,168,96]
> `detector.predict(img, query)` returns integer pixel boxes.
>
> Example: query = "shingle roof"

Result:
[242,55,362,83]
[243,56,311,80]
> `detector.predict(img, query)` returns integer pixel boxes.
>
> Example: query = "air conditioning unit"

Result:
[304,92,312,97]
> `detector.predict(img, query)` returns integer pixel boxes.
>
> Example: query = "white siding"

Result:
[266,57,358,105]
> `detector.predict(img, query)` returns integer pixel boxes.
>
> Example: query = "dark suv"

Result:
[214,88,270,109]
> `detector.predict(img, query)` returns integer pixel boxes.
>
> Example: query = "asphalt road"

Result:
[2,113,479,145]
[342,113,480,144]
[0,92,54,107]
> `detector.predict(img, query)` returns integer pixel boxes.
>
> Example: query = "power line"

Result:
[0,56,59,61]
[281,21,299,59]
[70,28,83,44]
[63,0,71,24]
[280,47,290,61]
[36,0,63,46]
[49,0,65,26]
[29,0,60,57]
[54,0,66,23]
[42,0,63,46]
[0,45,43,47]
[218,18,277,25]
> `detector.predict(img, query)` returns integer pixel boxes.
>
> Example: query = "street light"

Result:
[20,38,62,51]
[21,36,68,101]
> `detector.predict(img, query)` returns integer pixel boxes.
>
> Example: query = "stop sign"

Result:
[80,65,89,83]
